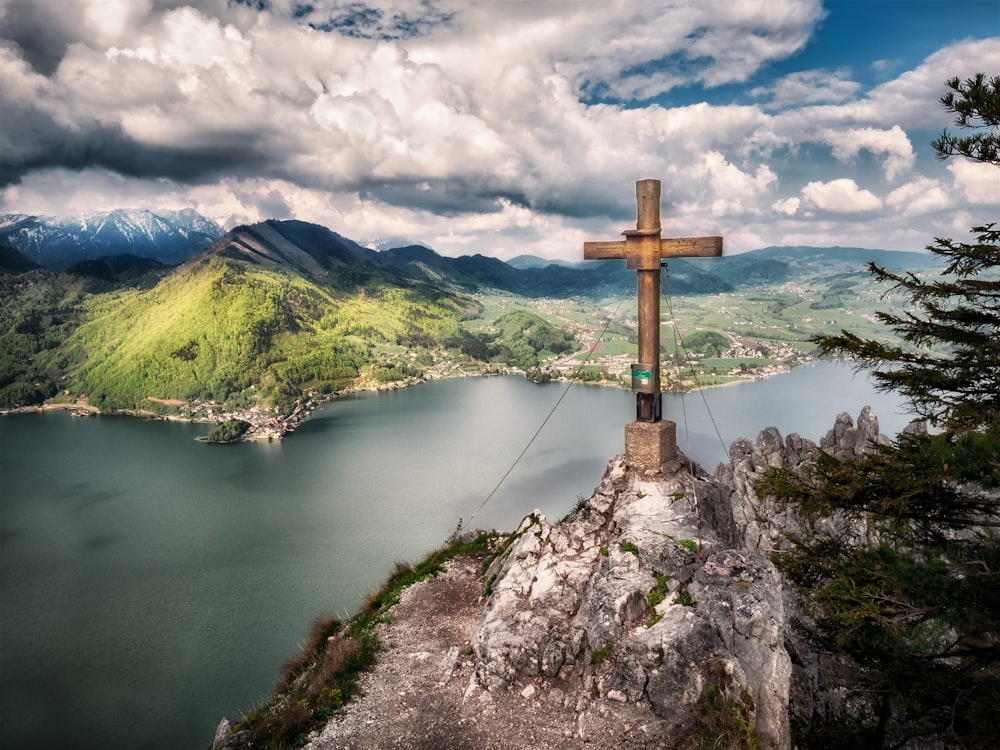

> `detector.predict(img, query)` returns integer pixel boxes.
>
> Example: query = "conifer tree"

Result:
[758,76,1000,749]
[822,72,1000,433]
[931,73,1000,166]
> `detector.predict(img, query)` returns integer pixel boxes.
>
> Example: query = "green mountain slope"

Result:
[64,252,474,415]
[0,268,92,406]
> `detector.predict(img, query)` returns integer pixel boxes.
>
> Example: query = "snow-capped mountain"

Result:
[0,209,224,268]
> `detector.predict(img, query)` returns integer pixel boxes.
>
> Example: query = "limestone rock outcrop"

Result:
[213,407,899,750]
[470,455,791,747]
[467,407,893,750]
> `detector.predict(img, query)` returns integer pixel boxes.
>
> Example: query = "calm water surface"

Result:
[0,364,911,750]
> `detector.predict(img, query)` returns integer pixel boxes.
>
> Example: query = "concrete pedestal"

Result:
[624,419,677,473]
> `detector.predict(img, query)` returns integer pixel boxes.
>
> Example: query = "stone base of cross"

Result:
[583,179,723,473]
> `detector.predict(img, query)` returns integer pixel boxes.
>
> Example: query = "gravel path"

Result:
[302,556,672,750]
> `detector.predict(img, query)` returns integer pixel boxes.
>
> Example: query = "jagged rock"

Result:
[470,454,793,748]
[210,719,256,750]
[469,407,893,750]
[213,718,231,747]
[213,727,257,750]
[854,405,888,456]
[820,406,889,459]
[718,430,815,555]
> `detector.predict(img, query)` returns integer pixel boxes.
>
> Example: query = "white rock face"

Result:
[470,408,896,749]
[471,453,794,748]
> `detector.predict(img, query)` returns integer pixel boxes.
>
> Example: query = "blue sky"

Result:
[656,1,997,107]
[1,0,998,259]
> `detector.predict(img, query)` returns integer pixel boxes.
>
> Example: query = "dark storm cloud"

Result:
[254,188,294,219]
[0,96,291,189]
[0,0,206,75]
[1,0,81,75]
[355,176,635,228]
[531,186,635,222]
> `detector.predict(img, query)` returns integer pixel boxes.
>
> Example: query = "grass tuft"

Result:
[221,529,505,749]
[678,539,699,555]
[590,641,614,665]
[696,660,761,750]
[646,573,671,607]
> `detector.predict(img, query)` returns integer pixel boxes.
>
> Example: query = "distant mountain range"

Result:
[0,209,224,268]
[187,219,941,298]
[190,219,627,297]
[0,211,941,297]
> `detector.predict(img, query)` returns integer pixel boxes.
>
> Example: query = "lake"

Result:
[0,363,912,750]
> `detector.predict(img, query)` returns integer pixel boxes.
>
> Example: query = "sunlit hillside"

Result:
[65,253,474,415]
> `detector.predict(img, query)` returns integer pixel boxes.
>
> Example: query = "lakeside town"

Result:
[9,287,822,442]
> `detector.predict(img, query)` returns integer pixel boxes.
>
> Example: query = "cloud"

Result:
[886,177,950,217]
[948,160,1000,205]
[421,0,825,102]
[0,0,89,75]
[0,2,997,258]
[685,151,777,216]
[802,179,882,213]
[819,125,914,181]
[841,38,1000,131]
[772,197,800,216]
[752,69,862,108]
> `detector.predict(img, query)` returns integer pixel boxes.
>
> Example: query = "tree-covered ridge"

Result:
[449,309,578,371]
[64,254,474,414]
[0,270,90,407]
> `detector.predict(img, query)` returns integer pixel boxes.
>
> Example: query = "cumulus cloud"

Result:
[686,151,777,216]
[819,125,914,182]
[886,177,950,217]
[0,1,997,257]
[948,160,1000,205]
[752,69,862,108]
[772,197,800,216]
[802,178,882,213]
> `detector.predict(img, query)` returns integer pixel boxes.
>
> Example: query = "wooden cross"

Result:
[583,179,722,423]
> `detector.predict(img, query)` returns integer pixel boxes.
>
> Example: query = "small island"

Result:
[198,419,252,444]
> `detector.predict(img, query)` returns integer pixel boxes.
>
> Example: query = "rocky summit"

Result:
[470,456,792,748]
[220,408,892,750]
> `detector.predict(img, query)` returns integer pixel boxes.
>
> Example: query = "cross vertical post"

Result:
[630,179,664,423]
[583,179,723,472]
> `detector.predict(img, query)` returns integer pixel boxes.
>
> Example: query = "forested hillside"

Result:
[0,217,945,426]
[64,253,477,415]
[0,267,91,406]
[0,237,577,419]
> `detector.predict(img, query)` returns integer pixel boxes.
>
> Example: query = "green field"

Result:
[467,272,916,392]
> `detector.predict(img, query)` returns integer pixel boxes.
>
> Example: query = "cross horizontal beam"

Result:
[582,236,723,260]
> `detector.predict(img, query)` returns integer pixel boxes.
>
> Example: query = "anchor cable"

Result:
[661,263,730,462]
[661,262,738,553]
[462,277,636,531]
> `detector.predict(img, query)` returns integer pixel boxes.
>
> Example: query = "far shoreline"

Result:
[0,361,804,440]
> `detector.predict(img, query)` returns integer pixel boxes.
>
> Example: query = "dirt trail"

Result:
[303,556,667,750]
